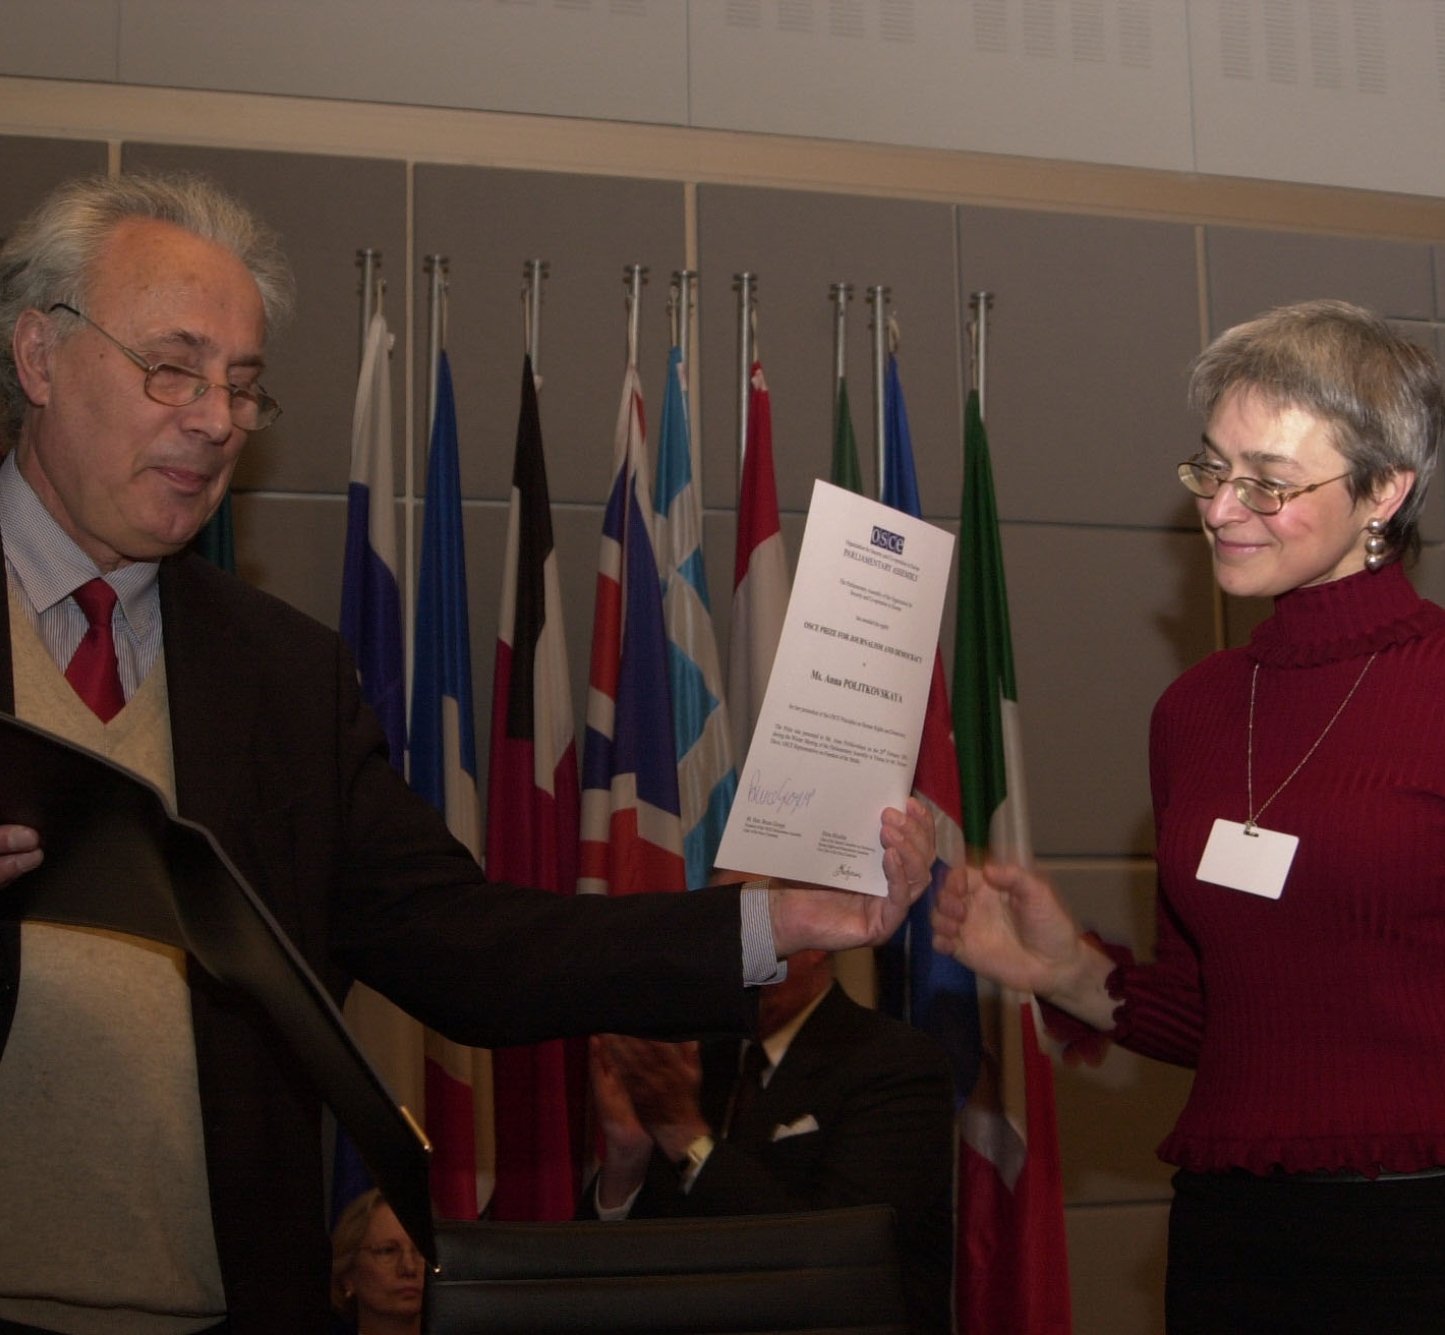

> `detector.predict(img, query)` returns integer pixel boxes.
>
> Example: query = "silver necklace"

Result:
[1245,653,1377,832]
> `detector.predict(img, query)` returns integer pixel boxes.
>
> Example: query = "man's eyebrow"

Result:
[151,326,266,370]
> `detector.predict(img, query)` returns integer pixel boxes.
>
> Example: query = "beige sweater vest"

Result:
[0,590,225,1334]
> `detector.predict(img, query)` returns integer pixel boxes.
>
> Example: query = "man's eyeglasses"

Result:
[1177,456,1351,516]
[49,302,281,432]
[361,1240,425,1268]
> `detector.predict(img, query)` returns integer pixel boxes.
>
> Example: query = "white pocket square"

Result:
[771,1114,820,1141]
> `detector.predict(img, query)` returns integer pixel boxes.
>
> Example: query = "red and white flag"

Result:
[726,362,790,764]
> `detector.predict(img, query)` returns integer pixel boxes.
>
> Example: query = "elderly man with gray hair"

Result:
[0,172,935,1333]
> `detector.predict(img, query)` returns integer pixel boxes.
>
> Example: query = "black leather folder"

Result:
[0,710,436,1261]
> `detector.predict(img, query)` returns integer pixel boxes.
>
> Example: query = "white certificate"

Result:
[716,480,954,895]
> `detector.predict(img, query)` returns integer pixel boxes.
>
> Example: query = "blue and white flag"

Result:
[653,346,735,888]
[340,308,405,768]
[335,307,416,1219]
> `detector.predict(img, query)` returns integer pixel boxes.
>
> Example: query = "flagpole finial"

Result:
[424,256,450,435]
[522,259,549,373]
[867,287,890,483]
[671,270,697,366]
[968,291,994,411]
[356,249,383,368]
[830,283,853,389]
[623,264,648,367]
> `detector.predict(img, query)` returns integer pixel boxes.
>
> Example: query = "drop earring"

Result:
[1364,517,1389,573]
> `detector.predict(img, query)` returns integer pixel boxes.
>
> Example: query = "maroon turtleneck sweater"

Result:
[1113,562,1445,1176]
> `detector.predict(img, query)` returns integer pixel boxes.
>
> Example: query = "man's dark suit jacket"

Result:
[586,984,955,1333]
[0,538,756,1330]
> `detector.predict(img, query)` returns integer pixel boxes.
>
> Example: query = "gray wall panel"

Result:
[1005,523,1217,857]
[413,166,685,508]
[1052,862,1192,1205]
[232,493,347,631]
[696,186,961,521]
[0,137,110,241]
[1204,227,1435,334]
[1067,1200,1170,1335]
[957,206,1201,528]
[120,142,408,498]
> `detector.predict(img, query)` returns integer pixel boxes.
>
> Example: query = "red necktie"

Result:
[65,578,125,722]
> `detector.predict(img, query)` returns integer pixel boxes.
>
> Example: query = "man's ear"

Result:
[12,308,56,408]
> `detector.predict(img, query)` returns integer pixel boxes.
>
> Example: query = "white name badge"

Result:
[1196,819,1298,900]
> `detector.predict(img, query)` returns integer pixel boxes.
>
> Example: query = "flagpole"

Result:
[830,282,852,442]
[523,259,548,375]
[425,256,449,439]
[623,263,648,369]
[358,248,381,366]
[970,290,994,422]
[733,272,756,474]
[867,284,889,498]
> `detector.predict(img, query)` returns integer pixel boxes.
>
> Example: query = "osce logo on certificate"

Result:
[870,525,905,556]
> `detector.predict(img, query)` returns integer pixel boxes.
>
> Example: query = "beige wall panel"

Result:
[120,142,408,497]
[695,186,961,520]
[1004,525,1217,857]
[0,136,109,240]
[1050,863,1193,1206]
[412,166,686,507]
[116,2,689,125]
[956,206,1201,530]
[0,3,117,82]
[1067,1199,1170,1335]
[231,493,347,630]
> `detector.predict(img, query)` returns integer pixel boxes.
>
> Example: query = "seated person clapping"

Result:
[584,950,956,1334]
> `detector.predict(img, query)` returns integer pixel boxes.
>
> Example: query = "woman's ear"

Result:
[1373,468,1416,523]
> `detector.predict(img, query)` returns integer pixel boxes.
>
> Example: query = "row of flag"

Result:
[328,296,1072,1331]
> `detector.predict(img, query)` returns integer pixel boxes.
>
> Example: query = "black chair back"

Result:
[427,1204,909,1334]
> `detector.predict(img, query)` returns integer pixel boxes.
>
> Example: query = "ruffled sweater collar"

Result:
[1248,562,1445,668]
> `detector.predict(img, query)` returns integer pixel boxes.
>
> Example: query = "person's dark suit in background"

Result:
[588,950,955,1333]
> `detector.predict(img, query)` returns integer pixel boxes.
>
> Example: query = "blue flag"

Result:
[877,352,981,1101]
[410,350,486,1219]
